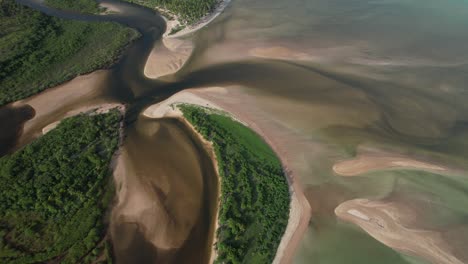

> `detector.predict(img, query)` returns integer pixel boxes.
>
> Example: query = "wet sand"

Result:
[162,0,232,39]
[143,94,222,262]
[144,38,193,79]
[110,113,218,263]
[335,198,466,264]
[333,155,447,176]
[143,0,231,79]
[3,70,116,153]
[100,2,123,14]
[41,103,124,134]
[143,89,311,263]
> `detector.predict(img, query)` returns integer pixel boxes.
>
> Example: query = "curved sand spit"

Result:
[333,152,447,177]
[163,0,232,39]
[335,199,465,264]
[99,2,123,14]
[144,0,231,79]
[143,89,311,264]
[41,103,124,134]
[11,70,117,149]
[144,38,193,79]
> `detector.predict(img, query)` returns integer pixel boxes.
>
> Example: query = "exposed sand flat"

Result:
[335,199,465,264]
[10,70,116,150]
[41,103,124,135]
[143,90,221,118]
[143,0,231,79]
[144,38,193,79]
[99,2,122,14]
[143,89,245,126]
[333,153,447,176]
[143,88,311,263]
[162,0,232,39]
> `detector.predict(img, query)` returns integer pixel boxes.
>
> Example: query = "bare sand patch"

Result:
[144,39,193,79]
[335,199,465,264]
[162,0,232,39]
[99,2,122,14]
[143,0,231,79]
[11,70,117,149]
[333,148,447,176]
[41,103,124,135]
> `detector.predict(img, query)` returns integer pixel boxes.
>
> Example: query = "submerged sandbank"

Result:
[335,199,466,264]
[143,89,311,263]
[333,147,448,177]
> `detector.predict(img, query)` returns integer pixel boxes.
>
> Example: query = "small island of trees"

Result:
[180,104,290,264]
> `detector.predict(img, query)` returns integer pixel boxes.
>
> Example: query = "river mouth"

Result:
[4,0,468,263]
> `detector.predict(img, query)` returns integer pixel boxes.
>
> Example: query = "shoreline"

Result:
[142,89,311,263]
[143,0,231,79]
[41,103,125,135]
[159,0,232,39]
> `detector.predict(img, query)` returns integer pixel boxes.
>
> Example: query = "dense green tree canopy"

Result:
[0,110,122,263]
[180,105,290,264]
[0,0,138,106]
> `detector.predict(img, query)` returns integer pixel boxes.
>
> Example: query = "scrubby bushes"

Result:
[180,105,290,264]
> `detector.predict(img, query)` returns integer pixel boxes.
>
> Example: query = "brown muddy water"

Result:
[3,0,468,263]
[111,118,218,263]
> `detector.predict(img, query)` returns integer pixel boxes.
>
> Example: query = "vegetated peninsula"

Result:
[179,104,290,263]
[0,110,122,263]
[0,0,138,106]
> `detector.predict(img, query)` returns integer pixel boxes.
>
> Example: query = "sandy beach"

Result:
[335,199,466,264]
[161,0,231,39]
[10,70,117,150]
[144,38,193,79]
[99,2,123,14]
[41,103,125,134]
[333,147,448,177]
[143,0,231,79]
[143,88,311,263]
